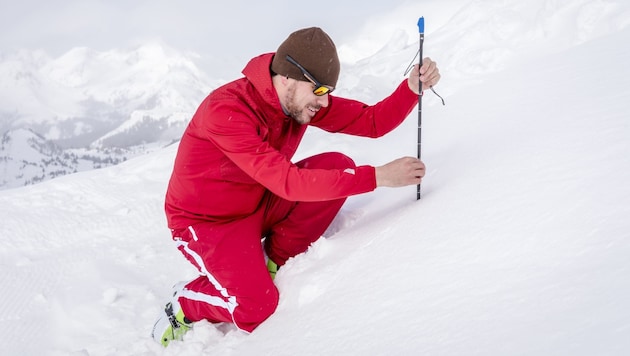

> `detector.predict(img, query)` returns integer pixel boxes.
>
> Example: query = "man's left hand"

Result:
[407,58,441,94]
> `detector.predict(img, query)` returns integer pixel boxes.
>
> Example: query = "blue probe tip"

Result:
[418,17,424,33]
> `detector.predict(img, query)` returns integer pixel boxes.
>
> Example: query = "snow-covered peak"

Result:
[38,41,210,111]
[0,42,212,147]
[0,42,213,189]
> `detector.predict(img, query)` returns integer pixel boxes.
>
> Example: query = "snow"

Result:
[2,0,630,355]
[0,41,210,143]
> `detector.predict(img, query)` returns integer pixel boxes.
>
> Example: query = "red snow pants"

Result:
[171,152,352,333]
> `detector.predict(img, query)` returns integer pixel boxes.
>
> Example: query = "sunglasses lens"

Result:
[286,55,334,96]
[313,86,331,96]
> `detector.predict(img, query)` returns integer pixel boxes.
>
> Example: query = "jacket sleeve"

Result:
[311,80,418,137]
[200,102,377,202]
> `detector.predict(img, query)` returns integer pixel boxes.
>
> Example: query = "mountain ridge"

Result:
[0,42,212,190]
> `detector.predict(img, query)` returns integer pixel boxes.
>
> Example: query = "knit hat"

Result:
[271,27,340,88]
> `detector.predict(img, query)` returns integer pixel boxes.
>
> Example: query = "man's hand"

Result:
[407,57,441,94]
[375,157,426,187]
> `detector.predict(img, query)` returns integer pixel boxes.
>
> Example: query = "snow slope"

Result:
[1,0,629,355]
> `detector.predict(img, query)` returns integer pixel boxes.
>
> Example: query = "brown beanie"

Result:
[271,27,340,88]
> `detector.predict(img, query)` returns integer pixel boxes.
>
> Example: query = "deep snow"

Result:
[1,0,630,355]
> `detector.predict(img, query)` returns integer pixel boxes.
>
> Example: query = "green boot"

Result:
[151,299,193,347]
[267,258,279,280]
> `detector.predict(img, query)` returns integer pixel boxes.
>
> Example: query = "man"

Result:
[152,27,441,346]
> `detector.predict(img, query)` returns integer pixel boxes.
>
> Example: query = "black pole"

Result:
[417,17,424,200]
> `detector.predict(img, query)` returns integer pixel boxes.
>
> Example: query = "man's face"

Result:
[283,80,329,125]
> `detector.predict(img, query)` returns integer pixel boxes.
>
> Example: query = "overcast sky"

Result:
[0,0,417,73]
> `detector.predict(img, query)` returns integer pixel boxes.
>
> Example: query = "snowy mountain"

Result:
[0,42,213,190]
[0,128,133,189]
[1,0,630,355]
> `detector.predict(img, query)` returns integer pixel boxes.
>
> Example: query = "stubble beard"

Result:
[285,85,312,125]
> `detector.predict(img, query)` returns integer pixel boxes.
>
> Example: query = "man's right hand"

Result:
[375,157,426,187]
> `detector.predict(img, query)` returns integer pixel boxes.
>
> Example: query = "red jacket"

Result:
[165,53,418,229]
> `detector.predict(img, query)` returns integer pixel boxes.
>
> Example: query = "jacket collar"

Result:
[242,53,284,116]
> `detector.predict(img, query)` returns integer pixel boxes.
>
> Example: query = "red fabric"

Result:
[174,153,352,332]
[164,52,418,230]
[261,152,351,266]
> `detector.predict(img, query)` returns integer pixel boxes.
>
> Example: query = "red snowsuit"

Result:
[164,53,418,332]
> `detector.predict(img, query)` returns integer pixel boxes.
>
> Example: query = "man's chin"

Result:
[292,115,311,125]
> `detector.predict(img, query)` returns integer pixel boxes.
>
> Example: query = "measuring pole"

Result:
[417,17,424,200]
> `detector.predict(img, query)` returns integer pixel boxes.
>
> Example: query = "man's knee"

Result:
[297,152,355,170]
[233,284,280,332]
